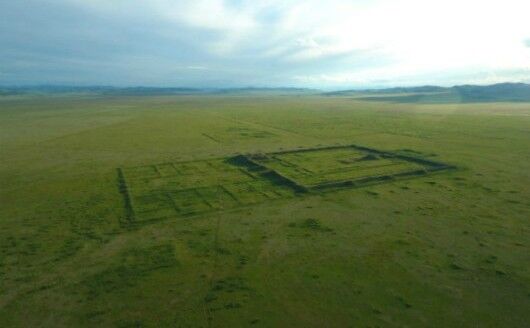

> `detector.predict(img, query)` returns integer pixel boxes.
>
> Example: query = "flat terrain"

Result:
[0,95,529,327]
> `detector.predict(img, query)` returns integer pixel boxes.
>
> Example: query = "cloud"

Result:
[185,66,208,70]
[1,0,529,87]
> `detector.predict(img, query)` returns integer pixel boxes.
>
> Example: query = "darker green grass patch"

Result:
[78,244,177,299]
[289,218,334,233]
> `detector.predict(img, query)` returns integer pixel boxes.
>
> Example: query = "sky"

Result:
[1,0,529,89]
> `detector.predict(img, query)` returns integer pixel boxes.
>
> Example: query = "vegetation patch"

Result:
[289,218,334,233]
[79,244,177,299]
[225,127,276,139]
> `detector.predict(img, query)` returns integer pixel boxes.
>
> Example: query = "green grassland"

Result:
[0,94,529,327]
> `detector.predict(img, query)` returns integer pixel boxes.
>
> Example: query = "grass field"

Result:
[1,94,529,327]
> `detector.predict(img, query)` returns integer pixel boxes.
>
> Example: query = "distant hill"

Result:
[324,85,447,96]
[323,83,530,103]
[2,83,529,102]
[0,86,317,97]
[452,83,530,102]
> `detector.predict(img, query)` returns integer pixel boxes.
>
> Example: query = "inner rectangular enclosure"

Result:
[246,145,448,190]
[118,145,454,225]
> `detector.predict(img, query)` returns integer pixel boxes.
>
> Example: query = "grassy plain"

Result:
[0,94,529,327]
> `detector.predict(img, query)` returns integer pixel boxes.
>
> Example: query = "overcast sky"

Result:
[1,0,529,89]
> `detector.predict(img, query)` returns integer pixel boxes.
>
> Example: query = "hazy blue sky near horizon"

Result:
[1,0,529,89]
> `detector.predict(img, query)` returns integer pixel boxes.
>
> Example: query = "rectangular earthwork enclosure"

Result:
[244,145,455,191]
[118,145,455,225]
